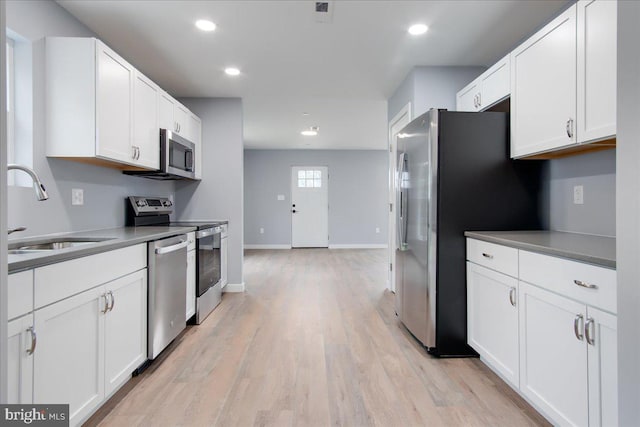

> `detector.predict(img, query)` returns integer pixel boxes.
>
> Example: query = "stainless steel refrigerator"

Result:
[395,109,543,357]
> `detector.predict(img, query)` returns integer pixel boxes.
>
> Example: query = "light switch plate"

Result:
[72,188,84,206]
[277,194,285,201]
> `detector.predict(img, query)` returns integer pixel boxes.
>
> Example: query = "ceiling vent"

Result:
[314,2,334,23]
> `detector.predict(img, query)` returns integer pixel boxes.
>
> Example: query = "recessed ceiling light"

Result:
[195,19,216,32]
[301,126,319,136]
[302,112,309,116]
[224,67,240,76]
[408,23,428,35]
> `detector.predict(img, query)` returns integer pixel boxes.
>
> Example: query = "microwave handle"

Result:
[185,150,194,172]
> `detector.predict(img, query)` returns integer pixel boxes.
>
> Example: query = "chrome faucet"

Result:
[7,164,49,201]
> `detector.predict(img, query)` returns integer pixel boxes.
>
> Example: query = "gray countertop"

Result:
[8,226,197,273]
[464,230,616,269]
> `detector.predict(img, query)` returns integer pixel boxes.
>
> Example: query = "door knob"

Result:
[292,210,297,213]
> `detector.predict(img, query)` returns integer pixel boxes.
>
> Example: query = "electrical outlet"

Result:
[259,227,264,234]
[573,185,584,205]
[375,227,380,234]
[71,188,84,206]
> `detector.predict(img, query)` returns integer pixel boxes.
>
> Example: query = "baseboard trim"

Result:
[328,244,388,249]
[223,282,245,293]
[244,244,292,250]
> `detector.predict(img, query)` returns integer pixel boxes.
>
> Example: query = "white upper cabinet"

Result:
[133,71,160,169]
[479,55,510,109]
[577,0,617,143]
[456,79,481,112]
[456,55,510,112]
[46,37,201,173]
[96,43,134,164]
[511,5,577,158]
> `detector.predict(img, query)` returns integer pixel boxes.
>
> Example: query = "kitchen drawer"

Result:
[34,244,146,309]
[8,270,34,320]
[187,232,196,252]
[519,250,616,313]
[467,238,518,277]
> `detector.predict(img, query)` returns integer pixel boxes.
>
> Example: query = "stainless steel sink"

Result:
[8,237,114,253]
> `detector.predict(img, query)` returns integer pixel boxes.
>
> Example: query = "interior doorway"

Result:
[291,166,329,248]
[388,103,411,292]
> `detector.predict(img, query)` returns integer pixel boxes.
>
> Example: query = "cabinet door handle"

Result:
[482,253,493,259]
[574,314,584,341]
[26,326,37,355]
[132,146,137,160]
[107,290,115,312]
[566,118,574,139]
[478,92,482,108]
[509,287,516,307]
[474,94,478,108]
[585,317,595,346]
[102,293,110,314]
[574,279,598,289]
[136,147,140,160]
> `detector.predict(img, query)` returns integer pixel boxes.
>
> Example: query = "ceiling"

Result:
[57,0,570,150]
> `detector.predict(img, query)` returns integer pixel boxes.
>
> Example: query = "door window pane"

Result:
[298,179,306,188]
[314,179,321,188]
[306,170,314,179]
[314,170,321,179]
[298,170,305,179]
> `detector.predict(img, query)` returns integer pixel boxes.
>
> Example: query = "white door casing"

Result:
[388,103,411,292]
[291,166,329,248]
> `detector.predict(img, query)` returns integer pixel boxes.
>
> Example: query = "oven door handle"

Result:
[196,228,221,239]
[155,240,188,255]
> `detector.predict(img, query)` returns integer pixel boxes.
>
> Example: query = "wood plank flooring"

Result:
[87,249,549,427]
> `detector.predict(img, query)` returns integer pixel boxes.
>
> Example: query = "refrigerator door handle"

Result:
[396,152,408,250]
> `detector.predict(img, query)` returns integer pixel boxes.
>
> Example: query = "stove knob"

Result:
[163,200,173,207]
[136,200,146,207]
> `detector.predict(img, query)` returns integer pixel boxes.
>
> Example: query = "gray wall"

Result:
[546,150,615,237]
[388,66,485,121]
[6,0,175,237]
[616,1,640,424]
[174,98,244,286]
[244,150,388,246]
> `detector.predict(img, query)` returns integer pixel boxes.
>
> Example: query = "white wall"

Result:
[174,98,244,288]
[244,149,388,247]
[616,0,640,423]
[6,0,175,237]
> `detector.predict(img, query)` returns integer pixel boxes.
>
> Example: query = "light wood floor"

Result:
[88,249,549,427]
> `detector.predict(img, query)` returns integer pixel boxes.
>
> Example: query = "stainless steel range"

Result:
[126,196,226,326]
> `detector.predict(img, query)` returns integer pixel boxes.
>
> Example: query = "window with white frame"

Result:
[297,169,322,188]
[6,37,15,184]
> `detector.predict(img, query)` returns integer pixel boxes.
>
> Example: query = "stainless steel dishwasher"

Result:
[148,234,188,359]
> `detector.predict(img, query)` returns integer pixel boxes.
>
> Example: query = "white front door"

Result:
[291,166,329,248]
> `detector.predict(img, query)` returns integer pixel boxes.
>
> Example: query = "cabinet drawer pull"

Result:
[585,317,595,346]
[26,326,37,355]
[482,253,493,259]
[509,287,516,307]
[574,279,598,289]
[574,314,584,341]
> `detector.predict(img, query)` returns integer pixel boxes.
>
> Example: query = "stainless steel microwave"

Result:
[125,129,196,180]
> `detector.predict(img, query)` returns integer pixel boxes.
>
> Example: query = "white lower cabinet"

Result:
[519,282,589,426]
[467,262,519,387]
[34,285,105,426]
[7,314,34,404]
[104,270,147,397]
[587,307,618,427]
[466,238,617,426]
[186,249,196,320]
[33,268,147,426]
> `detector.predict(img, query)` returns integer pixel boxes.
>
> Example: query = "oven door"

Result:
[161,129,196,179]
[196,227,221,297]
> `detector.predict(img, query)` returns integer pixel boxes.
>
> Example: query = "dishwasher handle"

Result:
[155,240,188,255]
[196,227,222,239]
